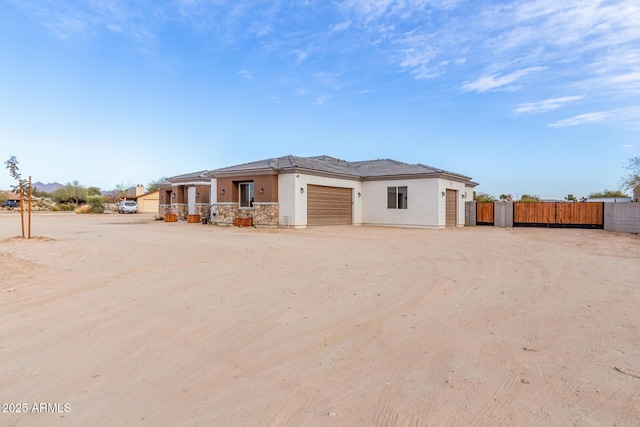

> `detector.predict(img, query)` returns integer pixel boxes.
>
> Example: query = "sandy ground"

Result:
[0,212,639,426]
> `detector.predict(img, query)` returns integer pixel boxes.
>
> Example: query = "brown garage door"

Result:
[446,189,457,227]
[307,185,352,226]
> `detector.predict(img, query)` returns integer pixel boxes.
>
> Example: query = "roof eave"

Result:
[207,168,279,178]
[361,172,473,182]
[278,166,361,179]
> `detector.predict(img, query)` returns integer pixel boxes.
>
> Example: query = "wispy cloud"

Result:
[313,95,331,106]
[239,69,253,79]
[548,105,640,128]
[293,50,308,61]
[331,20,352,33]
[462,67,547,93]
[7,0,640,128]
[548,111,610,127]
[606,71,640,88]
[7,0,159,51]
[396,33,441,79]
[311,71,345,90]
[514,95,584,114]
[343,0,460,22]
[338,0,640,126]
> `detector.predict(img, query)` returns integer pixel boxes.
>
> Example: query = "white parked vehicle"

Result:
[118,201,138,214]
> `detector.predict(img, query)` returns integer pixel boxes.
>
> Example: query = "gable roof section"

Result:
[349,159,469,179]
[209,155,474,182]
[135,190,160,199]
[210,155,360,176]
[168,170,209,180]
[163,170,210,185]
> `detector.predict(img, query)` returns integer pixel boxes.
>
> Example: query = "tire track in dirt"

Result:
[282,381,321,426]
[523,316,541,350]
[615,384,640,426]
[408,347,455,426]
[372,380,402,426]
[469,376,516,427]
[590,330,602,355]
[365,343,456,426]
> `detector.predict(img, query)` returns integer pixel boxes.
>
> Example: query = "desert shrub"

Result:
[474,192,497,202]
[519,194,541,202]
[87,195,105,213]
[50,205,60,212]
[36,198,55,210]
[59,203,75,211]
[74,205,92,214]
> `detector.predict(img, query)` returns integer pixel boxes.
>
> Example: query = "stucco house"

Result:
[136,190,160,213]
[158,171,211,220]
[121,185,160,213]
[205,155,477,229]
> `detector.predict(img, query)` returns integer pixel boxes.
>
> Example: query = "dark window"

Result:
[387,187,397,209]
[239,182,254,208]
[397,186,407,209]
[387,186,408,209]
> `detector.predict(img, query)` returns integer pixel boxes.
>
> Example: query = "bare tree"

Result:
[621,156,640,192]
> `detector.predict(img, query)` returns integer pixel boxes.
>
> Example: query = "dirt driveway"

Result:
[1,213,639,426]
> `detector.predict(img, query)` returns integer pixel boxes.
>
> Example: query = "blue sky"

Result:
[1,0,639,199]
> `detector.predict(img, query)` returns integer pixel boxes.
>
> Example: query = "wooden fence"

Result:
[514,202,603,228]
[477,202,494,224]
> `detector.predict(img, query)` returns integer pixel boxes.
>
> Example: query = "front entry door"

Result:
[188,186,196,215]
[446,189,457,227]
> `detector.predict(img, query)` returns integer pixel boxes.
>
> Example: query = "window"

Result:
[239,182,254,208]
[387,186,408,209]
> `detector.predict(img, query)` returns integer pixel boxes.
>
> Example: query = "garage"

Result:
[307,185,352,226]
[446,189,457,227]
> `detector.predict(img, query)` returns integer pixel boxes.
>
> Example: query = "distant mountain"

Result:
[32,181,63,193]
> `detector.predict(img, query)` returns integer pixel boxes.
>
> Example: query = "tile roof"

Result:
[209,155,472,180]
[166,170,210,181]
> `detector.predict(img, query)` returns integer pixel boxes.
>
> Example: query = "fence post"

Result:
[465,201,476,226]
[505,201,514,227]
[494,202,505,227]
[494,201,513,228]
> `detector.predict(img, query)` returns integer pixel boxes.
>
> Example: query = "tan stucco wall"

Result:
[137,191,160,213]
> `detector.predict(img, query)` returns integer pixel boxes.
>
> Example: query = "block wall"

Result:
[604,203,640,234]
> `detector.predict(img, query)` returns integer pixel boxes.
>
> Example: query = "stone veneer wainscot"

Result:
[213,203,279,227]
[252,203,279,227]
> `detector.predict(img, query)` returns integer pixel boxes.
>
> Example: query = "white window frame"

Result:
[387,186,408,209]
[239,182,254,209]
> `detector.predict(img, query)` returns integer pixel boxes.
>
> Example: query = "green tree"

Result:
[51,181,88,205]
[588,189,628,198]
[146,177,167,193]
[88,186,102,196]
[474,192,497,202]
[499,194,512,201]
[621,156,640,192]
[564,194,577,201]
[519,194,541,202]
[87,195,105,213]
